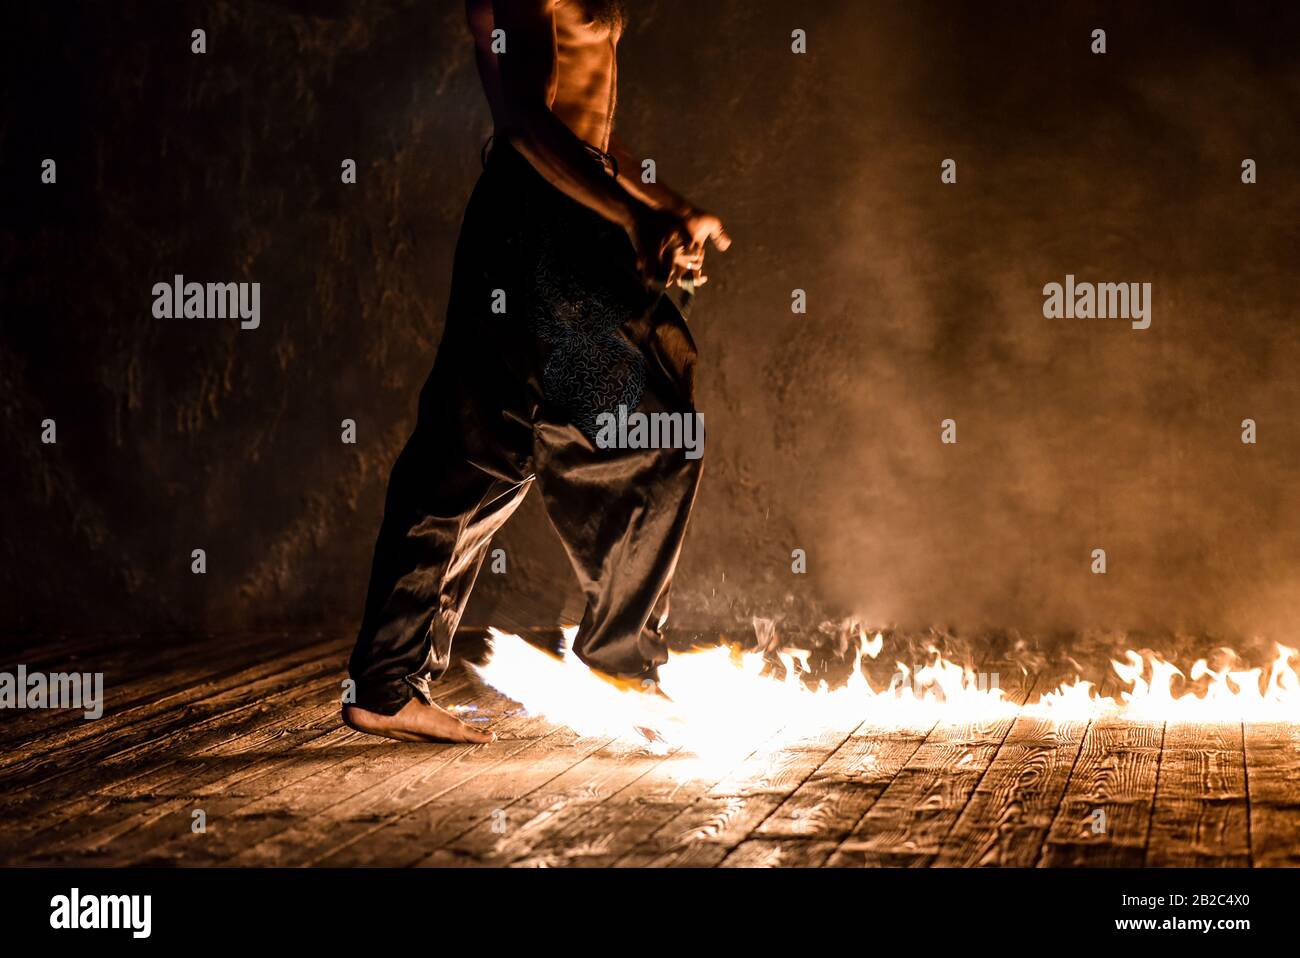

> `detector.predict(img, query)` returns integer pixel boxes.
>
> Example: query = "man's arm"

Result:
[608,134,693,217]
[609,134,731,284]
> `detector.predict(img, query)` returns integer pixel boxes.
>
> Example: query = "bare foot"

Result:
[342,699,496,744]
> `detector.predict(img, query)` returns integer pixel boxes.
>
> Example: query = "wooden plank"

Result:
[621,654,1015,868]
[1,632,107,667]
[412,661,859,867]
[615,723,862,868]
[1,646,361,805]
[0,646,365,863]
[1244,720,1300,866]
[1145,721,1248,867]
[639,655,1009,868]
[396,711,803,868]
[826,722,1019,867]
[0,671,351,863]
[749,726,933,844]
[113,682,515,866]
[100,671,471,799]
[11,672,479,865]
[435,737,685,867]
[1039,718,1164,866]
[823,671,1037,867]
[224,697,572,866]
[0,631,319,748]
[528,634,1020,868]
[721,838,840,867]
[0,635,349,787]
[929,644,1094,868]
[0,633,169,683]
[935,717,1088,867]
[0,638,358,853]
[728,653,1021,863]
[7,629,1287,869]
[318,727,616,866]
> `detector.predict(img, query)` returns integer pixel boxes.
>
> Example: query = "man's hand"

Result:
[672,210,731,288]
[628,206,731,289]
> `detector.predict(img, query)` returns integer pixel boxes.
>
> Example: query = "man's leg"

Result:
[532,319,704,682]
[345,422,532,742]
[342,142,546,741]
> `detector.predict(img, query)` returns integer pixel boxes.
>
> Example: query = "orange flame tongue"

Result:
[471,629,1300,762]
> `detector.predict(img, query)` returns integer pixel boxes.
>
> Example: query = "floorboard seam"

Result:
[1031,716,1093,867]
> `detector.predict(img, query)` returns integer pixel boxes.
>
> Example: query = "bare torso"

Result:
[463,0,728,288]
[468,0,621,152]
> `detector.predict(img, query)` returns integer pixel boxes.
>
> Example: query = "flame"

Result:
[470,626,1300,762]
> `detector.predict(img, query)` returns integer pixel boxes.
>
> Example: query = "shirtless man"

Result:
[343,0,729,743]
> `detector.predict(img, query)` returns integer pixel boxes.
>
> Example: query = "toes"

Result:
[451,717,496,743]
[465,725,497,744]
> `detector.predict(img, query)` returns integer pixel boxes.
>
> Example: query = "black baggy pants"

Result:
[347,141,704,716]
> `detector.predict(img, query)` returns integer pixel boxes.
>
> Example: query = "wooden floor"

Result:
[2,632,1299,867]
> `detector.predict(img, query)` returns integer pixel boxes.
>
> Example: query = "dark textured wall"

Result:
[3,1,1300,646]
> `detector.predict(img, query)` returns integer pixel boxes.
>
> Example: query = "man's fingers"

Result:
[673,249,705,270]
[675,269,706,289]
[710,226,732,252]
